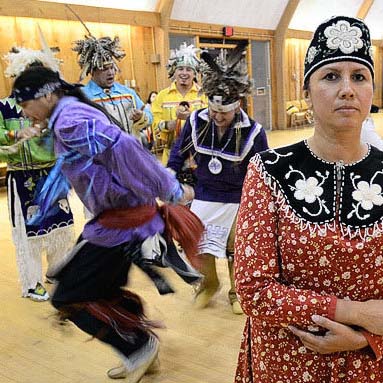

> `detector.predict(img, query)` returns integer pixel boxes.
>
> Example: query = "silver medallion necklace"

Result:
[208,124,233,175]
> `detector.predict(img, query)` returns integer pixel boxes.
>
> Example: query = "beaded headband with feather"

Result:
[167,42,200,78]
[200,41,253,112]
[72,36,126,81]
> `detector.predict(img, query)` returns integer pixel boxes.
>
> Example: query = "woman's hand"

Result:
[336,299,383,335]
[288,316,368,354]
[355,300,383,335]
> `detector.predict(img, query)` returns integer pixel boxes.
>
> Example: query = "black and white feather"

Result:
[72,36,126,81]
[200,41,253,104]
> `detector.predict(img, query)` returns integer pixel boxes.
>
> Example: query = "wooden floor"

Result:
[0,122,381,383]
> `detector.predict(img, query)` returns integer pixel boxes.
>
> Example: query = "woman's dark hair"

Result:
[146,90,157,105]
[303,79,310,91]
[13,66,123,129]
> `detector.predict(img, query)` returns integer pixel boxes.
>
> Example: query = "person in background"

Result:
[361,105,383,150]
[0,47,74,302]
[234,16,383,382]
[152,42,207,164]
[72,35,152,145]
[145,91,158,112]
[142,91,158,151]
[168,42,268,314]
[12,65,200,383]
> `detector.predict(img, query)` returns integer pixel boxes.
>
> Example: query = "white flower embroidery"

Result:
[298,346,307,354]
[303,371,313,382]
[324,20,363,54]
[352,180,383,210]
[278,328,287,338]
[342,271,351,280]
[298,295,306,302]
[294,177,324,203]
[337,358,346,366]
[319,256,329,267]
[353,359,361,369]
[369,46,374,59]
[286,263,295,271]
[286,167,330,217]
[306,46,318,63]
[348,172,383,220]
[245,246,253,257]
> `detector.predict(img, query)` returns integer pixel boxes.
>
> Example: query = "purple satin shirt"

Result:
[49,96,182,247]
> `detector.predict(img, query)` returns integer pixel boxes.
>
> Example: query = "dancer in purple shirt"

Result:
[12,66,200,382]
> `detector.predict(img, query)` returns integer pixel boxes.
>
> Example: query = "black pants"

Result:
[52,238,149,357]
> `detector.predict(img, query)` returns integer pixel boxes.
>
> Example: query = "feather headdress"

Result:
[72,36,126,81]
[200,41,253,112]
[4,47,61,78]
[167,42,200,78]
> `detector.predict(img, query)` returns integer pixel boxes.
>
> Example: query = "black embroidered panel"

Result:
[259,141,383,228]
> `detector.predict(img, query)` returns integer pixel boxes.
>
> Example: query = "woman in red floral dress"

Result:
[234,16,383,383]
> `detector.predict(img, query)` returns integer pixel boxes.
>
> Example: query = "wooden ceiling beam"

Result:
[357,0,374,19]
[0,0,160,27]
[154,0,175,90]
[156,0,174,27]
[274,0,300,129]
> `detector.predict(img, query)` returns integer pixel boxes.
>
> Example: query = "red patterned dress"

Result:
[234,140,383,382]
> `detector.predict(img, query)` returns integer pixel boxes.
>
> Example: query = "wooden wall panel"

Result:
[372,46,382,108]
[284,38,309,102]
[0,16,157,101]
[129,26,158,102]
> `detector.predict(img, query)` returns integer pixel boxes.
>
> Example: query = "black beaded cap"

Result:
[304,16,374,83]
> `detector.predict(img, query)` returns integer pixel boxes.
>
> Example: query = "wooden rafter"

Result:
[357,0,374,19]
[0,0,160,27]
[274,0,300,129]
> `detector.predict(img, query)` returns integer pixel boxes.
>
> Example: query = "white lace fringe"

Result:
[7,177,75,296]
